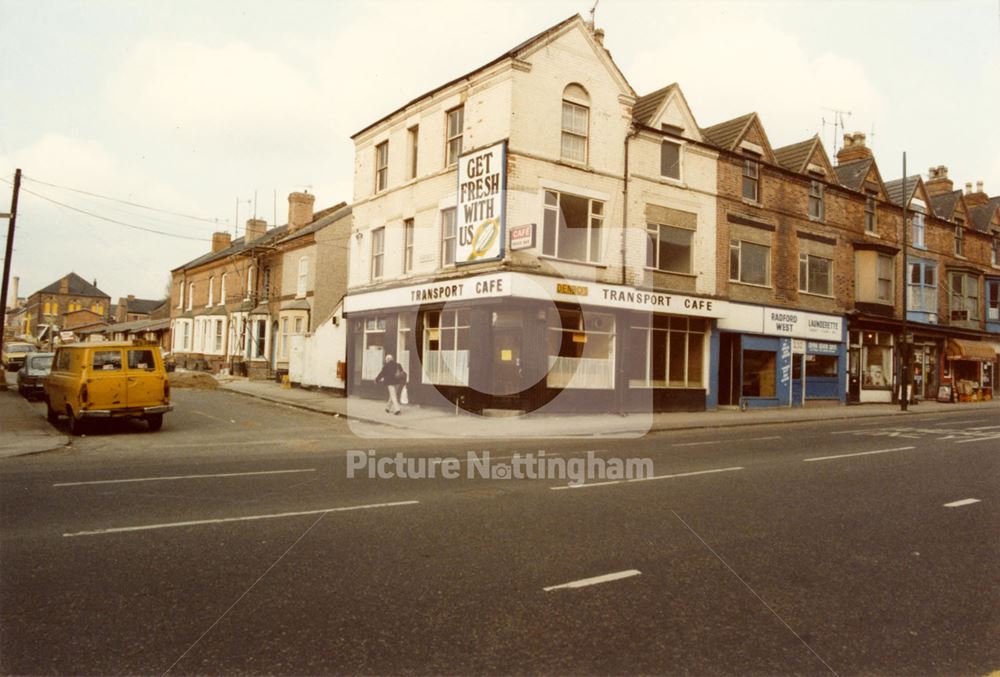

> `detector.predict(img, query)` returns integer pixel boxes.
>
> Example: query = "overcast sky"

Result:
[2,0,998,303]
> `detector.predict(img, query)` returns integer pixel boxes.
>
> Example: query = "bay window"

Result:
[907,259,937,314]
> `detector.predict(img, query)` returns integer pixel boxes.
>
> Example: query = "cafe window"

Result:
[798,253,832,296]
[546,310,615,389]
[542,190,604,263]
[742,350,776,398]
[730,239,770,286]
[362,317,386,381]
[627,316,705,388]
[422,310,470,386]
[646,223,693,274]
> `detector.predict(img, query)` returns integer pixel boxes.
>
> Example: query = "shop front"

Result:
[944,338,995,402]
[716,304,846,408]
[343,271,728,414]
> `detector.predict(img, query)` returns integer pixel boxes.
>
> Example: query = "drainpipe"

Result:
[617,124,638,416]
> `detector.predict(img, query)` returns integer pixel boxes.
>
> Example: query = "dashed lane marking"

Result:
[943,498,981,508]
[803,446,916,462]
[550,466,743,491]
[53,468,316,487]
[543,569,641,591]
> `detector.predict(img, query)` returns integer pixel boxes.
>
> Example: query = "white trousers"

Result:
[385,384,400,413]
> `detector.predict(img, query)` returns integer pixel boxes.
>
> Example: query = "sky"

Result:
[1,0,998,303]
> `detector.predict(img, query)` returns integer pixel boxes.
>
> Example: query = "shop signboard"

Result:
[455,141,506,265]
[509,223,534,250]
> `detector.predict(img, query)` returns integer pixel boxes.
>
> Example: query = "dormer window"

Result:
[560,84,589,164]
[742,157,759,202]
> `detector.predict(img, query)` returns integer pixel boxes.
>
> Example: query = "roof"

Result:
[173,223,290,272]
[275,202,351,245]
[352,14,633,140]
[35,273,109,299]
[773,137,817,173]
[124,298,163,314]
[834,158,873,191]
[885,175,921,206]
[929,190,962,220]
[632,84,677,126]
[78,318,171,335]
[700,113,755,151]
[968,203,997,233]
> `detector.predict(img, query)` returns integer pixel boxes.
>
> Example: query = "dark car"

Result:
[17,352,54,399]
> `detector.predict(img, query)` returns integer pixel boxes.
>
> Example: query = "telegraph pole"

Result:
[0,168,22,391]
[900,153,909,411]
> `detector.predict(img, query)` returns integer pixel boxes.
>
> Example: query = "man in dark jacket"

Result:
[374,354,406,414]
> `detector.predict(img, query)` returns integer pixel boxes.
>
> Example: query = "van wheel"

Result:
[67,410,87,436]
[146,414,163,432]
[46,399,59,424]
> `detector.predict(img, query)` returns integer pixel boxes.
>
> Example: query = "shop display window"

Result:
[627,316,706,388]
[742,350,776,397]
[422,310,470,386]
[547,309,615,389]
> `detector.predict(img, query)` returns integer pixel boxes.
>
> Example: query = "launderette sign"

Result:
[456,141,506,265]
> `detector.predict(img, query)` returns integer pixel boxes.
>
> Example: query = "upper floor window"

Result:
[560,84,590,164]
[660,141,681,180]
[988,279,999,321]
[177,282,184,309]
[187,283,194,311]
[542,190,604,263]
[403,218,415,273]
[371,227,385,280]
[262,268,271,299]
[865,193,877,233]
[296,257,308,298]
[911,208,925,248]
[220,274,227,306]
[950,272,979,321]
[798,253,832,296]
[445,106,464,166]
[441,208,457,266]
[729,239,769,286]
[808,181,824,220]
[246,267,254,299]
[742,157,759,201]
[908,259,937,314]
[375,141,389,193]
[993,238,1000,267]
[208,276,215,306]
[646,222,692,274]
[877,254,894,302]
[407,126,419,180]
[954,225,964,257]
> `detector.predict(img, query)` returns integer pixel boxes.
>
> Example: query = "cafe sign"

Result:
[456,141,506,265]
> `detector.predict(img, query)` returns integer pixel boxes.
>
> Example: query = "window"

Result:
[294,317,303,334]
[375,141,388,193]
[280,318,289,359]
[177,282,184,309]
[988,280,999,321]
[627,316,705,388]
[546,310,615,389]
[127,349,156,371]
[187,283,194,311]
[742,350,776,397]
[808,181,824,220]
[252,318,267,359]
[262,267,271,299]
[397,314,412,375]
[560,84,589,164]
[362,317,386,381]
[862,331,893,389]
[798,253,832,296]
[182,321,190,351]
[371,227,385,280]
[908,259,937,313]
[296,257,308,298]
[403,218,414,273]
[993,238,1000,267]
[729,240,770,286]
[90,303,103,314]
[950,272,979,321]
[865,193,877,233]
[542,190,604,263]
[92,350,122,371]
[246,267,254,299]
[660,141,680,180]
[220,274,227,306]
[208,277,215,306]
[742,158,759,201]
[441,208,456,266]
[954,225,964,257]
[646,223,692,273]
[422,309,471,386]
[445,106,463,166]
[911,208,925,248]
[407,126,419,179]
[68,300,81,312]
[214,319,224,353]
[877,254,894,302]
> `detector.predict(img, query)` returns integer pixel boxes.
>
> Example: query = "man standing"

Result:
[374,354,406,414]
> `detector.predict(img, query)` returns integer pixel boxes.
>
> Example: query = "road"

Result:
[1,386,997,675]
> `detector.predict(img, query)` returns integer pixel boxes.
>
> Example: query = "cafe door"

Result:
[491,312,524,409]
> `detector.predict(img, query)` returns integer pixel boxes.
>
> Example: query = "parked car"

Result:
[2,341,36,372]
[17,352,54,399]
[44,341,172,435]
[160,349,176,372]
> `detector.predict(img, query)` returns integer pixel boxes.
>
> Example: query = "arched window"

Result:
[208,276,215,307]
[561,83,590,163]
[187,283,194,311]
[220,274,227,306]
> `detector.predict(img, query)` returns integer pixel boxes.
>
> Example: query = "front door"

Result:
[848,347,861,403]
[492,327,523,408]
[791,352,805,406]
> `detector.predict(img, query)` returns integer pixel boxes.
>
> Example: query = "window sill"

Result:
[729,280,773,290]
[644,267,696,277]
[798,290,835,300]
[808,215,824,223]
[658,176,684,187]
[954,254,968,261]
[558,158,592,172]
[864,231,882,239]
[538,255,608,269]
[912,243,927,250]
[741,198,763,208]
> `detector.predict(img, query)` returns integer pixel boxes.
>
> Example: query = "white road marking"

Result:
[62,500,419,537]
[155,440,288,449]
[954,434,1000,444]
[543,569,641,591]
[943,498,981,508]
[672,440,721,447]
[745,435,782,441]
[550,466,743,491]
[803,446,916,462]
[53,468,317,487]
[966,425,1000,430]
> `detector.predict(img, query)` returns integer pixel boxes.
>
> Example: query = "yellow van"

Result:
[44,341,172,434]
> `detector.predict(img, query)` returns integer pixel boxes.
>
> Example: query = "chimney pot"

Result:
[976,180,984,193]
[287,192,316,233]
[835,131,872,164]
[211,231,232,252]
[965,182,973,195]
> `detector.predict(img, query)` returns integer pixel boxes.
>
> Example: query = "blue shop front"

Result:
[715,304,846,408]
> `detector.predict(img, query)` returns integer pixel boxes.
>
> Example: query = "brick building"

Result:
[23,273,111,343]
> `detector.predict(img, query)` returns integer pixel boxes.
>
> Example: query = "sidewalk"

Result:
[220,377,1000,438]
[0,387,69,458]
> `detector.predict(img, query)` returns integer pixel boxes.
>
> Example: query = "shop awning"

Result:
[986,341,1000,357]
[946,338,997,362]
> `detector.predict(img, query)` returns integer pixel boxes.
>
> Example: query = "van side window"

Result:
[92,351,122,371]
[55,350,70,371]
[128,349,156,371]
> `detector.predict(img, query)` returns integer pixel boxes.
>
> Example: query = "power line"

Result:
[15,185,213,242]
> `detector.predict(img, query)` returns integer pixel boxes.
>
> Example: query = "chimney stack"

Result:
[925,165,954,196]
[59,277,69,294]
[245,219,267,242]
[835,132,873,165]
[965,180,989,207]
[212,231,232,252]
[287,192,316,233]
[965,181,973,195]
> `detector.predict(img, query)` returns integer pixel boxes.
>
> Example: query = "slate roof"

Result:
[968,203,998,233]
[885,176,921,206]
[173,224,290,272]
[834,159,873,191]
[77,317,170,335]
[929,190,962,220]
[773,137,816,173]
[125,298,164,315]
[36,273,110,299]
[701,113,755,151]
[632,84,677,126]
[275,202,351,245]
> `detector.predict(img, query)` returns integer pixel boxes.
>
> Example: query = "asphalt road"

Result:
[1,387,997,675]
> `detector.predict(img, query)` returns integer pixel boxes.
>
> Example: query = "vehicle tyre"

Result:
[67,410,86,436]
[46,399,59,424]
[146,414,163,432]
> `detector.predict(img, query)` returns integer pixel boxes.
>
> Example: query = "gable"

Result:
[804,141,835,181]
[737,116,776,164]
[911,180,932,209]
[861,161,888,200]
[953,196,971,224]
[647,86,703,142]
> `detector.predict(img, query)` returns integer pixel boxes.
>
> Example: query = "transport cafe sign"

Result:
[455,141,506,264]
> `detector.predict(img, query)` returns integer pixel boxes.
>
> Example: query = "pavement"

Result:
[219,375,1000,438]
[0,377,68,458]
